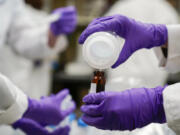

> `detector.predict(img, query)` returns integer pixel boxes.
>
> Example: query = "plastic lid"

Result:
[83,32,122,69]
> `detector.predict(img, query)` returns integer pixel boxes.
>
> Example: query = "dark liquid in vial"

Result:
[91,71,106,93]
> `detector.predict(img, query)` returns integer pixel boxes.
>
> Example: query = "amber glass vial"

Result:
[91,71,106,93]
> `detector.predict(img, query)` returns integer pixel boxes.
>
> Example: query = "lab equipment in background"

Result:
[83,32,123,70]
[90,71,106,93]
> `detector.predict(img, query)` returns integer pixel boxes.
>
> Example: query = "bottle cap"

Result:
[83,32,123,69]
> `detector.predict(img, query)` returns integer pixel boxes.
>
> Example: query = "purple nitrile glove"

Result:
[50,6,77,36]
[81,86,166,131]
[13,118,70,135]
[79,15,168,68]
[23,89,76,126]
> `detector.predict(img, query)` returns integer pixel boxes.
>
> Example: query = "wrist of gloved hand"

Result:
[153,86,167,123]
[22,98,40,121]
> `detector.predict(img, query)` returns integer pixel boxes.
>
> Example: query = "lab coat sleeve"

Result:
[0,74,28,125]
[154,25,180,73]
[163,83,180,134]
[7,0,67,60]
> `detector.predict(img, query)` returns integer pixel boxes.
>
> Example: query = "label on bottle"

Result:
[90,83,97,93]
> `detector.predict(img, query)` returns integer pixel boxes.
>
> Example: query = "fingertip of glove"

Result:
[66,6,76,11]
[62,88,70,92]
[82,95,89,103]
[111,60,120,69]
[61,125,70,132]
[111,58,124,68]
[61,88,70,95]
[12,122,18,129]
[111,64,118,69]
[78,37,84,44]
[12,119,24,129]
[80,105,85,112]
[55,89,70,100]
[72,101,76,109]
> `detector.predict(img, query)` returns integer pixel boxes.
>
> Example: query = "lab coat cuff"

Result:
[0,87,28,125]
[163,83,180,134]
[164,25,180,73]
[153,47,167,67]
[153,25,180,73]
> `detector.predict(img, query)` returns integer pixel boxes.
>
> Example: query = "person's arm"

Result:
[0,73,28,125]
[162,83,180,134]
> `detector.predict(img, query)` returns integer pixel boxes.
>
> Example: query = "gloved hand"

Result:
[13,118,70,135]
[81,86,166,131]
[50,6,77,36]
[23,89,76,126]
[79,15,168,68]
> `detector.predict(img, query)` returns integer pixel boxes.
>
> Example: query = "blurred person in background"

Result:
[80,0,179,135]
[0,0,77,100]
[0,0,77,134]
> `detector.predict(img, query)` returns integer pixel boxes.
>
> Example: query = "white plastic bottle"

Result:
[83,32,124,70]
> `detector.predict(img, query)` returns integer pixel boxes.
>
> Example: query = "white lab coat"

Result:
[0,73,28,125]
[103,0,179,135]
[0,0,29,128]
